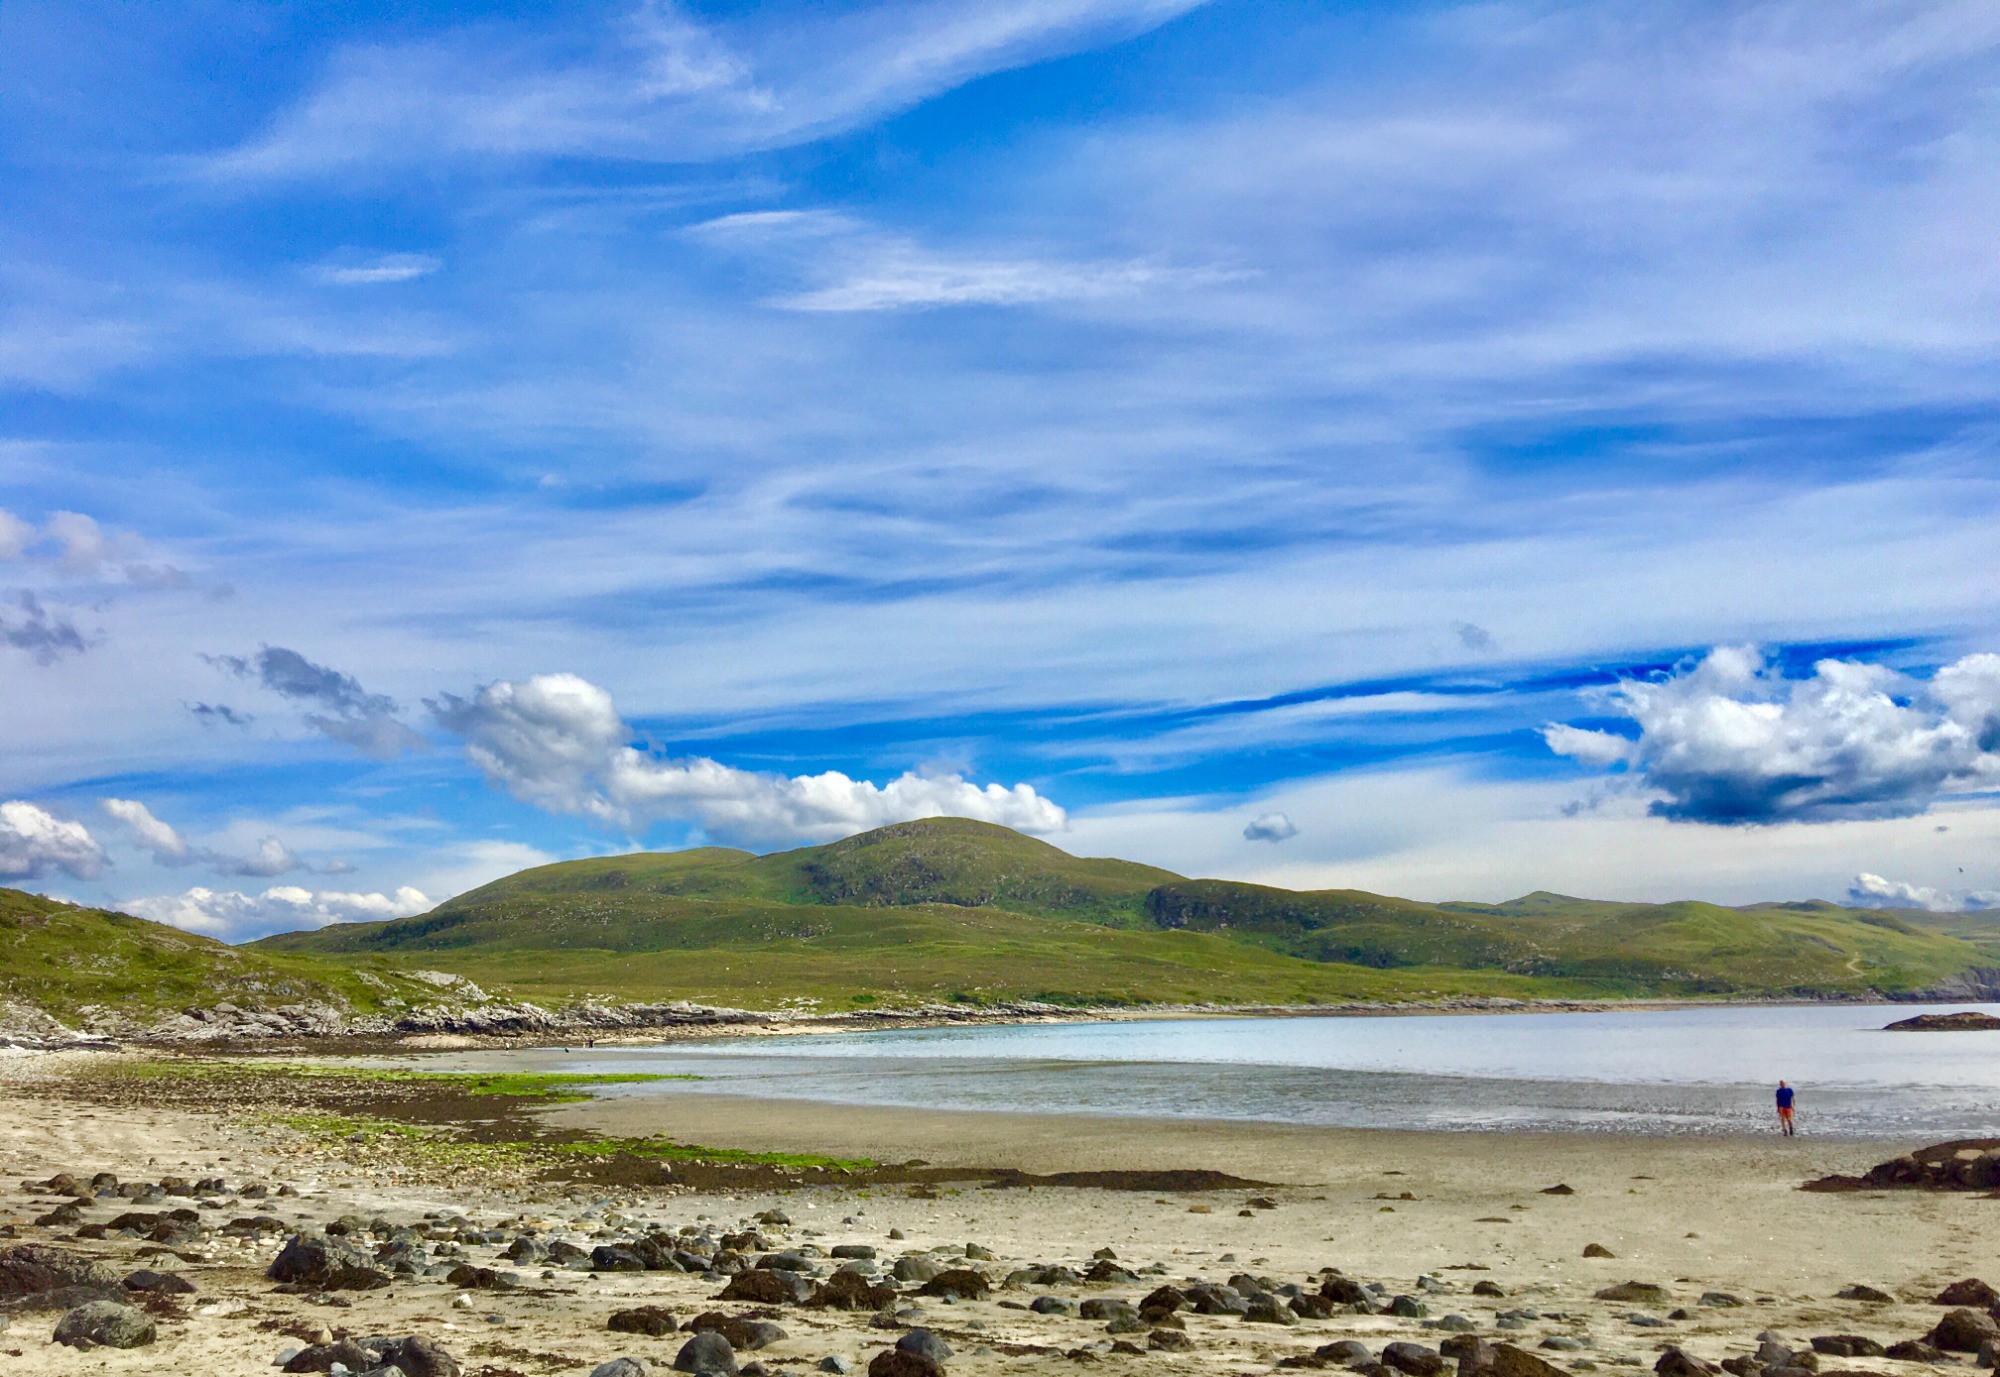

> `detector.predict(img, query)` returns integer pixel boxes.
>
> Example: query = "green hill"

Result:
[254,817,1994,1006]
[431,818,1178,926]
[0,887,399,1026]
[1149,879,1979,995]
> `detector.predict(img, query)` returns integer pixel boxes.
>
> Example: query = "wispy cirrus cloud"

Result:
[200,0,1213,180]
[692,209,1240,312]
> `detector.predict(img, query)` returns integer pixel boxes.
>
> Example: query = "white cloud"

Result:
[0,801,108,882]
[100,798,190,861]
[126,883,432,940]
[99,798,303,877]
[1544,647,2000,824]
[312,254,442,286]
[1847,872,2000,913]
[0,509,32,561]
[1242,811,1298,842]
[430,671,1066,848]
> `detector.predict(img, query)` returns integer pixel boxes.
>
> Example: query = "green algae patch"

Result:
[555,1136,877,1172]
[104,1059,697,1103]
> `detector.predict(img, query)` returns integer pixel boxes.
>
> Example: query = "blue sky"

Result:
[4,0,1999,938]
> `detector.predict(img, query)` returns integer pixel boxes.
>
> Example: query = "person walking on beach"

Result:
[1775,1080,1796,1136]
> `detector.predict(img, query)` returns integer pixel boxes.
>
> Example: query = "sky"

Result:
[3,0,1999,940]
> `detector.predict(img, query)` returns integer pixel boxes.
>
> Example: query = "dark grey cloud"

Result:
[188,702,252,727]
[1243,811,1298,842]
[0,592,88,664]
[1454,621,1494,652]
[209,645,424,757]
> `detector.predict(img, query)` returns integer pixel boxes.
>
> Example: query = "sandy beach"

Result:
[2,1048,1994,1377]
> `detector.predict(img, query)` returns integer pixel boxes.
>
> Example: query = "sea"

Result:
[547,1002,2000,1138]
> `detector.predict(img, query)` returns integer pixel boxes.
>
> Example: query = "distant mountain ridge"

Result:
[254,816,2000,1007]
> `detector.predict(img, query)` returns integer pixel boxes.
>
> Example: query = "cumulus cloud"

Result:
[126,884,432,940]
[0,592,88,664]
[1543,647,2000,824]
[0,801,107,881]
[429,672,1066,848]
[1243,811,1298,842]
[99,798,303,877]
[209,645,425,757]
[1848,872,2000,913]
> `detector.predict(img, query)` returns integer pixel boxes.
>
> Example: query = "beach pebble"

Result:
[610,1306,679,1337]
[891,1256,941,1284]
[52,1300,156,1349]
[1148,1329,1193,1352]
[594,1360,653,1377]
[1939,1281,2000,1308]
[1031,1296,1075,1315]
[1655,1349,1723,1377]
[676,1331,739,1377]
[820,1358,852,1374]
[869,1351,943,1377]
[1929,1309,2000,1352]
[1381,1342,1445,1376]
[1583,1244,1616,1258]
[896,1329,951,1364]
[1836,1284,1892,1303]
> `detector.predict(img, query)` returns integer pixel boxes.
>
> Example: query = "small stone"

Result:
[1595,1282,1667,1304]
[1930,1309,2000,1352]
[52,1300,156,1349]
[1836,1285,1891,1303]
[611,1306,679,1337]
[868,1351,943,1377]
[1382,1342,1446,1376]
[1583,1245,1615,1259]
[677,1331,739,1377]
[594,1360,653,1377]
[897,1329,951,1364]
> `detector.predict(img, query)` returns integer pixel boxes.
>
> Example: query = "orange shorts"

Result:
[1777,1107,1794,1119]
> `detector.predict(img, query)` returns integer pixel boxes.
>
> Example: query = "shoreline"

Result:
[18,990,1991,1056]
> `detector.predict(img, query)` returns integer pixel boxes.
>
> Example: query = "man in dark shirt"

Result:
[1775,1080,1796,1136]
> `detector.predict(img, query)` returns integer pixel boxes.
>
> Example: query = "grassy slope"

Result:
[254,818,1994,1006]
[431,818,1178,926]
[258,887,1580,1007]
[1153,881,1980,995]
[0,887,394,1022]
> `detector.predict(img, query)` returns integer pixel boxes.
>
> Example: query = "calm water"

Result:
[555,1003,2000,1137]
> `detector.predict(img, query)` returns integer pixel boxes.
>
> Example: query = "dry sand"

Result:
[0,1049,1991,1377]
